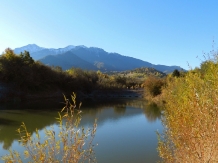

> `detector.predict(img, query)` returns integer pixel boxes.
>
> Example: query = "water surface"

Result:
[0,98,162,163]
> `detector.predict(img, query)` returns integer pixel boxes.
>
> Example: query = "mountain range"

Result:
[14,44,184,73]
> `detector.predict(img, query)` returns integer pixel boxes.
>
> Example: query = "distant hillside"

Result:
[128,67,166,77]
[39,51,97,70]
[14,44,184,73]
[107,67,166,78]
[69,47,154,71]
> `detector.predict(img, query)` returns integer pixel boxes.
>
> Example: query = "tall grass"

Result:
[158,54,218,162]
[1,93,97,163]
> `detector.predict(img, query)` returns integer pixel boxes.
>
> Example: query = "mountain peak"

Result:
[21,44,43,49]
[64,45,75,49]
[26,43,39,47]
[78,45,87,48]
[14,44,45,54]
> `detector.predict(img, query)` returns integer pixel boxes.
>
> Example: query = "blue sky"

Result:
[1,0,218,70]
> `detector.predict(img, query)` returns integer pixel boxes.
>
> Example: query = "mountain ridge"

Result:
[14,44,184,73]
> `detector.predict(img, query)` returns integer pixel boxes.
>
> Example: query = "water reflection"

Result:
[143,103,162,122]
[82,99,162,122]
[114,105,126,115]
[0,110,57,149]
[0,98,161,150]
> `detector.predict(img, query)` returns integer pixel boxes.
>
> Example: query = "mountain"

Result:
[40,51,97,70]
[14,44,76,60]
[14,44,184,73]
[68,47,154,71]
[153,65,184,73]
[14,44,45,54]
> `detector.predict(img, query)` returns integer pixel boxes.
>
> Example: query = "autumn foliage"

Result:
[158,55,218,162]
[143,76,166,97]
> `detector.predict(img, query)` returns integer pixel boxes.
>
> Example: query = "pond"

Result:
[0,98,163,163]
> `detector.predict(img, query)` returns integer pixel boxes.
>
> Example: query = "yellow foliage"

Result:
[158,57,218,162]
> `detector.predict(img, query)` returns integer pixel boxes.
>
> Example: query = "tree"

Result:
[19,51,34,65]
[172,69,180,77]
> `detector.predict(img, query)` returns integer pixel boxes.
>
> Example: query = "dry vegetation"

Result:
[157,53,218,162]
[142,75,166,107]
[1,93,97,163]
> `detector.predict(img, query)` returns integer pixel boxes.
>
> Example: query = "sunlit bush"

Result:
[143,76,166,97]
[158,53,218,162]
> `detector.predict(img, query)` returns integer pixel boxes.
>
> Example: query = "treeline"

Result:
[128,67,166,78]
[144,53,218,161]
[106,67,166,78]
[0,49,145,95]
[0,49,76,92]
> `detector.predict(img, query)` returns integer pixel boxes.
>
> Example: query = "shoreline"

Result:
[0,84,145,103]
[77,89,144,100]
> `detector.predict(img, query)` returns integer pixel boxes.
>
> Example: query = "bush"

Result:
[1,93,97,163]
[158,54,218,162]
[143,76,165,97]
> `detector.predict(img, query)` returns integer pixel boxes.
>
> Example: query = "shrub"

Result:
[1,93,97,163]
[158,54,218,162]
[143,76,166,97]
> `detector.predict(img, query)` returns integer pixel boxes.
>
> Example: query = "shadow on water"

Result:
[0,110,58,149]
[0,98,162,150]
[0,97,67,149]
